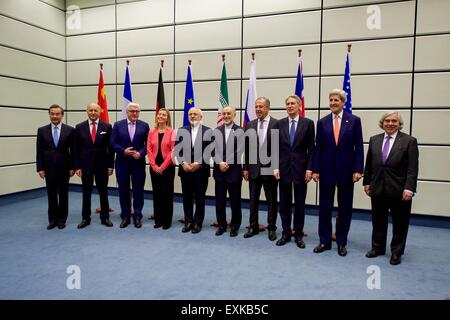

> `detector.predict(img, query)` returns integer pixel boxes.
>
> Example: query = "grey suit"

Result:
[244,117,279,231]
[363,131,419,255]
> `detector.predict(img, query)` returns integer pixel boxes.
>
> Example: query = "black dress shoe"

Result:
[120,219,130,228]
[390,254,402,265]
[57,223,66,229]
[154,223,162,229]
[134,220,142,228]
[295,237,305,249]
[101,219,113,227]
[313,243,331,253]
[191,224,202,234]
[215,228,225,236]
[47,223,57,230]
[230,229,238,237]
[162,225,171,230]
[77,219,91,229]
[268,230,277,241]
[182,224,193,233]
[276,237,291,246]
[243,228,259,238]
[337,245,347,256]
[366,249,384,258]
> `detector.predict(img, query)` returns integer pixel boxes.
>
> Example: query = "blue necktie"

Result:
[53,126,59,147]
[290,120,296,147]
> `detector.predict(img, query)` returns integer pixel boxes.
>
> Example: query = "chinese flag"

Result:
[98,66,109,123]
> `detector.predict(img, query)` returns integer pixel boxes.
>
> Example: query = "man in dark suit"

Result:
[213,106,244,237]
[110,103,149,229]
[273,95,315,248]
[312,89,364,256]
[243,97,279,241]
[36,104,75,230]
[174,107,212,234]
[74,103,114,228]
[363,112,419,265]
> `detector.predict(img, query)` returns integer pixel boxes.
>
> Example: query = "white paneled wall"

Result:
[1,0,449,218]
[0,0,65,195]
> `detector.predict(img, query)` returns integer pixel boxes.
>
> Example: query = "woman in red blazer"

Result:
[147,108,176,229]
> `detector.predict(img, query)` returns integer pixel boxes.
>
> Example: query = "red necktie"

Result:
[91,121,96,143]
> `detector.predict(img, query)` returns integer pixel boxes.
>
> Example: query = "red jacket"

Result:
[146,128,175,171]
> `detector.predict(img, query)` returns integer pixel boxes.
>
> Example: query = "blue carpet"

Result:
[0,190,449,300]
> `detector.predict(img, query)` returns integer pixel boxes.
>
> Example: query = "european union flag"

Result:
[183,65,195,126]
[342,53,352,114]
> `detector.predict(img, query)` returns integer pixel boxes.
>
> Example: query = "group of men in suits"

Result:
[36,88,418,265]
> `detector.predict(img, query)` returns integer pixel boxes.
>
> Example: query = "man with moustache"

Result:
[363,112,418,265]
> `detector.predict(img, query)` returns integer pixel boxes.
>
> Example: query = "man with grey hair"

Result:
[110,102,149,228]
[175,107,212,234]
[273,95,315,248]
[363,111,418,265]
[74,103,114,229]
[243,97,279,241]
[312,89,364,256]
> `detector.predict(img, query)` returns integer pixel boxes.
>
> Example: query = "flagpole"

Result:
[217,54,226,126]
[343,44,352,114]
[161,59,164,68]
[297,49,305,117]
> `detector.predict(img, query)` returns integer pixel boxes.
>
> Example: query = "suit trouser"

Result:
[45,174,69,225]
[116,162,146,221]
[248,176,278,231]
[215,180,242,231]
[150,166,175,228]
[318,181,354,246]
[180,173,209,227]
[371,195,411,256]
[279,180,307,238]
[81,170,110,221]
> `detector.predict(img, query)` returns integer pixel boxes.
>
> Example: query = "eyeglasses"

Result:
[128,110,140,113]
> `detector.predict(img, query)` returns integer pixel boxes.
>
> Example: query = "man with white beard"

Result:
[175,108,212,234]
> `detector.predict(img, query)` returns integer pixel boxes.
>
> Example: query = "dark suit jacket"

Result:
[213,123,244,183]
[110,119,149,167]
[363,131,419,198]
[74,120,114,175]
[175,124,212,178]
[275,116,315,184]
[312,112,364,184]
[244,117,279,179]
[36,123,75,179]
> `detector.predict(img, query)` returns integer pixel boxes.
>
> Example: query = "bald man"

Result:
[213,106,244,237]
[74,103,114,228]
